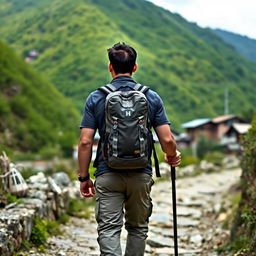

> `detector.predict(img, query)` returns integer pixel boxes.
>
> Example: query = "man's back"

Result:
[80,75,170,176]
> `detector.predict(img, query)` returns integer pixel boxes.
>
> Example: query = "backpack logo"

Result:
[125,110,131,117]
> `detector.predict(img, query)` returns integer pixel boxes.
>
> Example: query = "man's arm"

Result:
[155,124,181,167]
[78,128,96,197]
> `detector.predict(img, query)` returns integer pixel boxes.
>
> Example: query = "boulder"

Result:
[52,172,70,187]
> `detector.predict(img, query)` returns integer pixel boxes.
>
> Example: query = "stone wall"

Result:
[0,172,71,256]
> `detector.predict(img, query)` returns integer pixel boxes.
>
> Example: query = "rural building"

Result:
[182,115,248,144]
[221,123,251,151]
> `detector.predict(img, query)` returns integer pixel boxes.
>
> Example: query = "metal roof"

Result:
[181,118,211,129]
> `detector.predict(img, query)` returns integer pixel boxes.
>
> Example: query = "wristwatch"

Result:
[78,174,90,182]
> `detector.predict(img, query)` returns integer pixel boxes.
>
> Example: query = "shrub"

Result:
[180,155,199,167]
[30,218,48,246]
[67,198,95,219]
[228,115,256,254]
[58,214,70,224]
[204,151,224,166]
[38,145,62,160]
[4,193,23,204]
[30,218,62,246]
[20,167,38,180]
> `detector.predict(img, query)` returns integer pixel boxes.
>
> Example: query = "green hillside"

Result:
[213,29,256,62]
[0,0,256,128]
[0,40,80,155]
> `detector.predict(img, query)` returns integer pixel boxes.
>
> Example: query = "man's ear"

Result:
[108,63,113,73]
[132,64,138,73]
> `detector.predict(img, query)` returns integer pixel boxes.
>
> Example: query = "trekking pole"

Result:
[171,166,178,256]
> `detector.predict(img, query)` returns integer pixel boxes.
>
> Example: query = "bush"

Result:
[38,145,62,160]
[58,214,70,224]
[59,132,77,158]
[20,167,38,180]
[67,198,95,219]
[204,151,224,166]
[13,152,40,161]
[30,218,48,246]
[196,136,223,159]
[4,193,23,204]
[180,155,199,167]
[30,217,62,246]
[228,115,256,254]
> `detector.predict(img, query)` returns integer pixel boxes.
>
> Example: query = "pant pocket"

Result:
[147,199,153,222]
[95,197,100,223]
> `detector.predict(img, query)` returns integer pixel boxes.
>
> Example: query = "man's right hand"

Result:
[80,179,95,198]
[164,151,181,167]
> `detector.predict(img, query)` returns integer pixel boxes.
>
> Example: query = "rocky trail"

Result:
[30,168,241,256]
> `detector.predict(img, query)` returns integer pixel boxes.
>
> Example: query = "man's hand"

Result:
[165,151,181,167]
[80,179,95,198]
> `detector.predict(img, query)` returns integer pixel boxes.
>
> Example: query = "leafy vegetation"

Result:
[0,0,255,129]
[15,216,64,255]
[67,198,95,219]
[30,217,62,247]
[213,29,256,62]
[0,40,80,155]
[3,193,23,204]
[196,136,224,159]
[220,116,256,255]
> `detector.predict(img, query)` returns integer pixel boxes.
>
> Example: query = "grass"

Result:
[4,193,24,204]
[15,217,64,254]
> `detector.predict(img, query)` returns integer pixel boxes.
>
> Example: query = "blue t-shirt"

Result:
[80,76,170,176]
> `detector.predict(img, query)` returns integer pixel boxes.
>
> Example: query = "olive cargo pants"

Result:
[95,172,154,256]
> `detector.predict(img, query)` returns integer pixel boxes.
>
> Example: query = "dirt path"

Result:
[30,168,241,256]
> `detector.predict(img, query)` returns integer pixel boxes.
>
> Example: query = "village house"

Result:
[221,123,251,152]
[181,115,248,145]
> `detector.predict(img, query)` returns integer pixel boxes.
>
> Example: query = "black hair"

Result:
[107,42,137,74]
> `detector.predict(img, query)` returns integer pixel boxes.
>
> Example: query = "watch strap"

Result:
[78,174,90,182]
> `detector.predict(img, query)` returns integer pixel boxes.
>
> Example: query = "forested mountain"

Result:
[0,0,256,127]
[213,29,256,62]
[0,41,80,154]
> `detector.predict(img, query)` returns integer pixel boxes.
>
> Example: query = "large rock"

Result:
[159,162,171,178]
[52,172,70,187]
[222,155,240,169]
[27,172,47,184]
[177,165,196,177]
[199,160,218,172]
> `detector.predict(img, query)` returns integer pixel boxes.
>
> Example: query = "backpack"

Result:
[95,83,160,177]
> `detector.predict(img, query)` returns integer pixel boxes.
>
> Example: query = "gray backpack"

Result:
[96,83,160,176]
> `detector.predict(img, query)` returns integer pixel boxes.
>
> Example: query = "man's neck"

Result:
[112,73,131,78]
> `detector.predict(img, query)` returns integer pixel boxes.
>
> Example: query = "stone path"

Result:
[31,168,241,256]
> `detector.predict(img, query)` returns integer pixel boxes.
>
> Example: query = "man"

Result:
[78,42,181,256]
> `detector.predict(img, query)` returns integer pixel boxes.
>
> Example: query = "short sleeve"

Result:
[80,93,97,130]
[152,93,170,128]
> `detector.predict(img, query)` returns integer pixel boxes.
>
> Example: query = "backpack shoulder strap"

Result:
[134,83,149,94]
[98,83,117,94]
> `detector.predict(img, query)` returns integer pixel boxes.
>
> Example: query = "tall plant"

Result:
[230,115,256,254]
